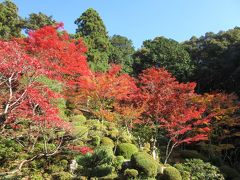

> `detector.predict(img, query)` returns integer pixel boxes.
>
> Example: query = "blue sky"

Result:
[6,0,240,48]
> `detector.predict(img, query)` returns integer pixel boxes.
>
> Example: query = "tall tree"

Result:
[75,8,111,72]
[0,0,23,39]
[109,35,135,74]
[133,36,194,81]
[183,27,240,94]
[23,12,57,33]
[137,67,210,163]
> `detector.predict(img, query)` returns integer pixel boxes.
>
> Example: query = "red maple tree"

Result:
[68,64,139,123]
[0,24,89,130]
[138,67,211,163]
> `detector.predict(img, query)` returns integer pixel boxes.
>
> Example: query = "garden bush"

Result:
[113,156,125,170]
[174,164,190,180]
[116,143,139,159]
[101,137,115,148]
[131,152,158,177]
[124,168,139,179]
[76,146,115,178]
[162,166,182,180]
[175,159,224,180]
[90,135,101,146]
[69,114,87,125]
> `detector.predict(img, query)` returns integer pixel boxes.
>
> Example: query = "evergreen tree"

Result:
[23,12,57,33]
[109,35,135,74]
[183,27,240,94]
[75,8,110,72]
[0,0,23,39]
[133,36,194,81]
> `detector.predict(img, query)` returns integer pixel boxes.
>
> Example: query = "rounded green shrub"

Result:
[219,165,240,179]
[72,126,88,138]
[70,115,87,125]
[101,137,114,148]
[116,143,139,159]
[131,152,158,177]
[119,131,132,143]
[114,156,125,170]
[91,136,101,146]
[162,166,182,180]
[174,164,190,180]
[76,146,115,178]
[124,168,139,179]
[109,129,119,139]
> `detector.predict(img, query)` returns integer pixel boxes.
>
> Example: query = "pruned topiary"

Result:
[101,137,115,148]
[116,143,138,159]
[131,152,158,178]
[162,166,182,180]
[124,168,139,179]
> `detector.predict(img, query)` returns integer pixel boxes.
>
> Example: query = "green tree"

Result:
[75,8,111,72]
[109,35,135,74]
[0,0,23,39]
[23,12,57,33]
[133,36,194,81]
[183,27,240,94]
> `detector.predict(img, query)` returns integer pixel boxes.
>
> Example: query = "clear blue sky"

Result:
[6,0,240,48]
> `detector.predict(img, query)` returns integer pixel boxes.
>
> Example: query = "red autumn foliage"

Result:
[18,24,90,84]
[68,145,94,155]
[138,67,210,146]
[78,64,138,101]
[0,25,89,130]
[68,64,139,120]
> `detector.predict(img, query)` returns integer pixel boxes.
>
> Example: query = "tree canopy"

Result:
[23,12,57,33]
[75,8,111,72]
[109,35,135,74]
[0,0,23,39]
[133,36,194,81]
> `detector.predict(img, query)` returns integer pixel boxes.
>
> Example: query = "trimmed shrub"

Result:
[70,115,87,125]
[91,136,101,146]
[131,152,158,177]
[162,166,182,180]
[124,168,139,179]
[91,165,114,177]
[114,156,125,170]
[101,137,115,148]
[175,159,224,180]
[76,146,115,178]
[116,143,139,159]
[174,164,190,180]
[119,131,133,143]
[72,126,88,139]
[109,129,119,139]
[219,165,240,180]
